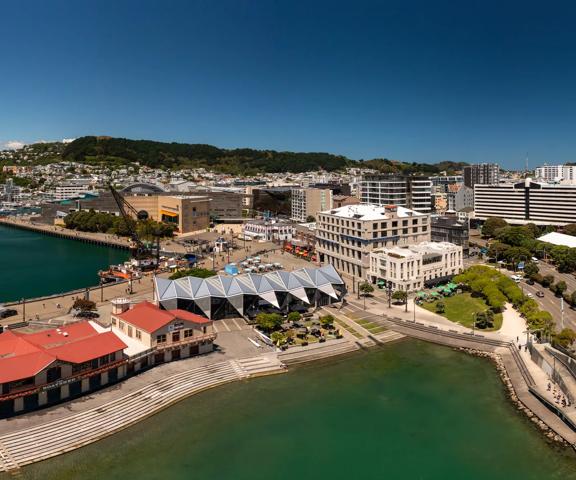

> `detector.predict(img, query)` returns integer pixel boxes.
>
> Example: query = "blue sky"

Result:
[1,0,575,169]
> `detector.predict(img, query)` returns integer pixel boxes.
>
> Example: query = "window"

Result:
[156,334,167,344]
[172,332,180,342]
[99,354,111,366]
[127,325,133,337]
[47,366,62,382]
[184,329,194,338]
[203,326,207,334]
[119,321,125,330]
[136,330,142,340]
[111,317,117,326]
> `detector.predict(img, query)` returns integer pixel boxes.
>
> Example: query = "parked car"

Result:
[76,311,100,319]
[536,291,545,298]
[526,279,535,285]
[0,308,17,319]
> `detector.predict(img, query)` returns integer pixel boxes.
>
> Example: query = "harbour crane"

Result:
[108,184,161,269]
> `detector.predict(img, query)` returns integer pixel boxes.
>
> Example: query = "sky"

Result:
[1,0,576,169]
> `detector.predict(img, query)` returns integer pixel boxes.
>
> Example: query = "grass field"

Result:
[421,292,503,331]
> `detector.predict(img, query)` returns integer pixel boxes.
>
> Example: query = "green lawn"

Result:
[421,292,503,331]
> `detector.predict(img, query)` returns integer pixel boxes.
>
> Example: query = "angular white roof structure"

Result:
[154,265,346,319]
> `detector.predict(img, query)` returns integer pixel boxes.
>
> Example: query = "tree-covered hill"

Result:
[2,135,468,175]
[62,136,351,174]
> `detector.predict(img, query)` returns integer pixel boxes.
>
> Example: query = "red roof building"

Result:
[0,322,127,404]
[111,301,215,352]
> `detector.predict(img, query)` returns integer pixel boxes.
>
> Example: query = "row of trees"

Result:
[64,210,174,239]
[455,266,555,336]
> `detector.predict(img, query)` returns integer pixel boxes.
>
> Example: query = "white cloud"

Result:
[1,140,26,150]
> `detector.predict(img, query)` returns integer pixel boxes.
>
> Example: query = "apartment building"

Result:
[54,182,93,201]
[474,179,576,226]
[368,241,463,292]
[291,188,333,222]
[316,204,431,278]
[534,165,576,184]
[463,163,500,188]
[359,175,432,213]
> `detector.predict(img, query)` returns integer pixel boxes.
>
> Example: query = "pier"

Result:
[0,217,131,250]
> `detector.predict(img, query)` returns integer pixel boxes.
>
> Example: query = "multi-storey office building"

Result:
[316,204,431,278]
[368,241,463,291]
[431,216,469,252]
[534,165,576,184]
[463,163,500,188]
[291,188,333,222]
[359,175,432,213]
[474,179,576,226]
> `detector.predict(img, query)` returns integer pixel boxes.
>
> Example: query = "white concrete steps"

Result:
[0,355,285,472]
[278,340,359,365]
[373,331,405,343]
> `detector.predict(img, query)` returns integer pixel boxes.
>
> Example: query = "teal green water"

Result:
[13,341,576,480]
[0,225,128,303]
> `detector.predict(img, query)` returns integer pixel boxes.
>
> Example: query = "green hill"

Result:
[3,136,468,175]
[62,136,351,174]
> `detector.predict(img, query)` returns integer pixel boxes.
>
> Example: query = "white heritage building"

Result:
[368,241,463,292]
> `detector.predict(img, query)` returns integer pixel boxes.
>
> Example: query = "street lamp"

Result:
[413,297,416,323]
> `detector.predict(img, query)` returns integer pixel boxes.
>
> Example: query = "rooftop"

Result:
[115,301,211,333]
[373,241,461,258]
[321,204,425,220]
[537,232,576,249]
[0,322,127,384]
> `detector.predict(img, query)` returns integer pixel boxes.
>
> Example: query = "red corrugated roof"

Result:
[0,321,128,384]
[115,301,211,333]
[0,351,56,384]
[115,301,176,333]
[49,331,127,364]
[169,309,211,324]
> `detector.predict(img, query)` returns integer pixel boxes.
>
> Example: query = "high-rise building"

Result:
[463,163,500,188]
[291,188,333,222]
[359,174,432,213]
[316,204,431,278]
[474,179,576,226]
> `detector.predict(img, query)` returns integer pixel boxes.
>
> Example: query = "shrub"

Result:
[436,302,445,314]
[320,314,335,328]
[73,298,96,311]
[287,311,301,323]
[542,274,555,288]
[255,313,283,333]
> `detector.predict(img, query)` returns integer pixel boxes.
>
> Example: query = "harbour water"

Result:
[13,341,576,480]
[0,224,128,303]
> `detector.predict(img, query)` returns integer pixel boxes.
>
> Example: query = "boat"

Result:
[99,263,142,284]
